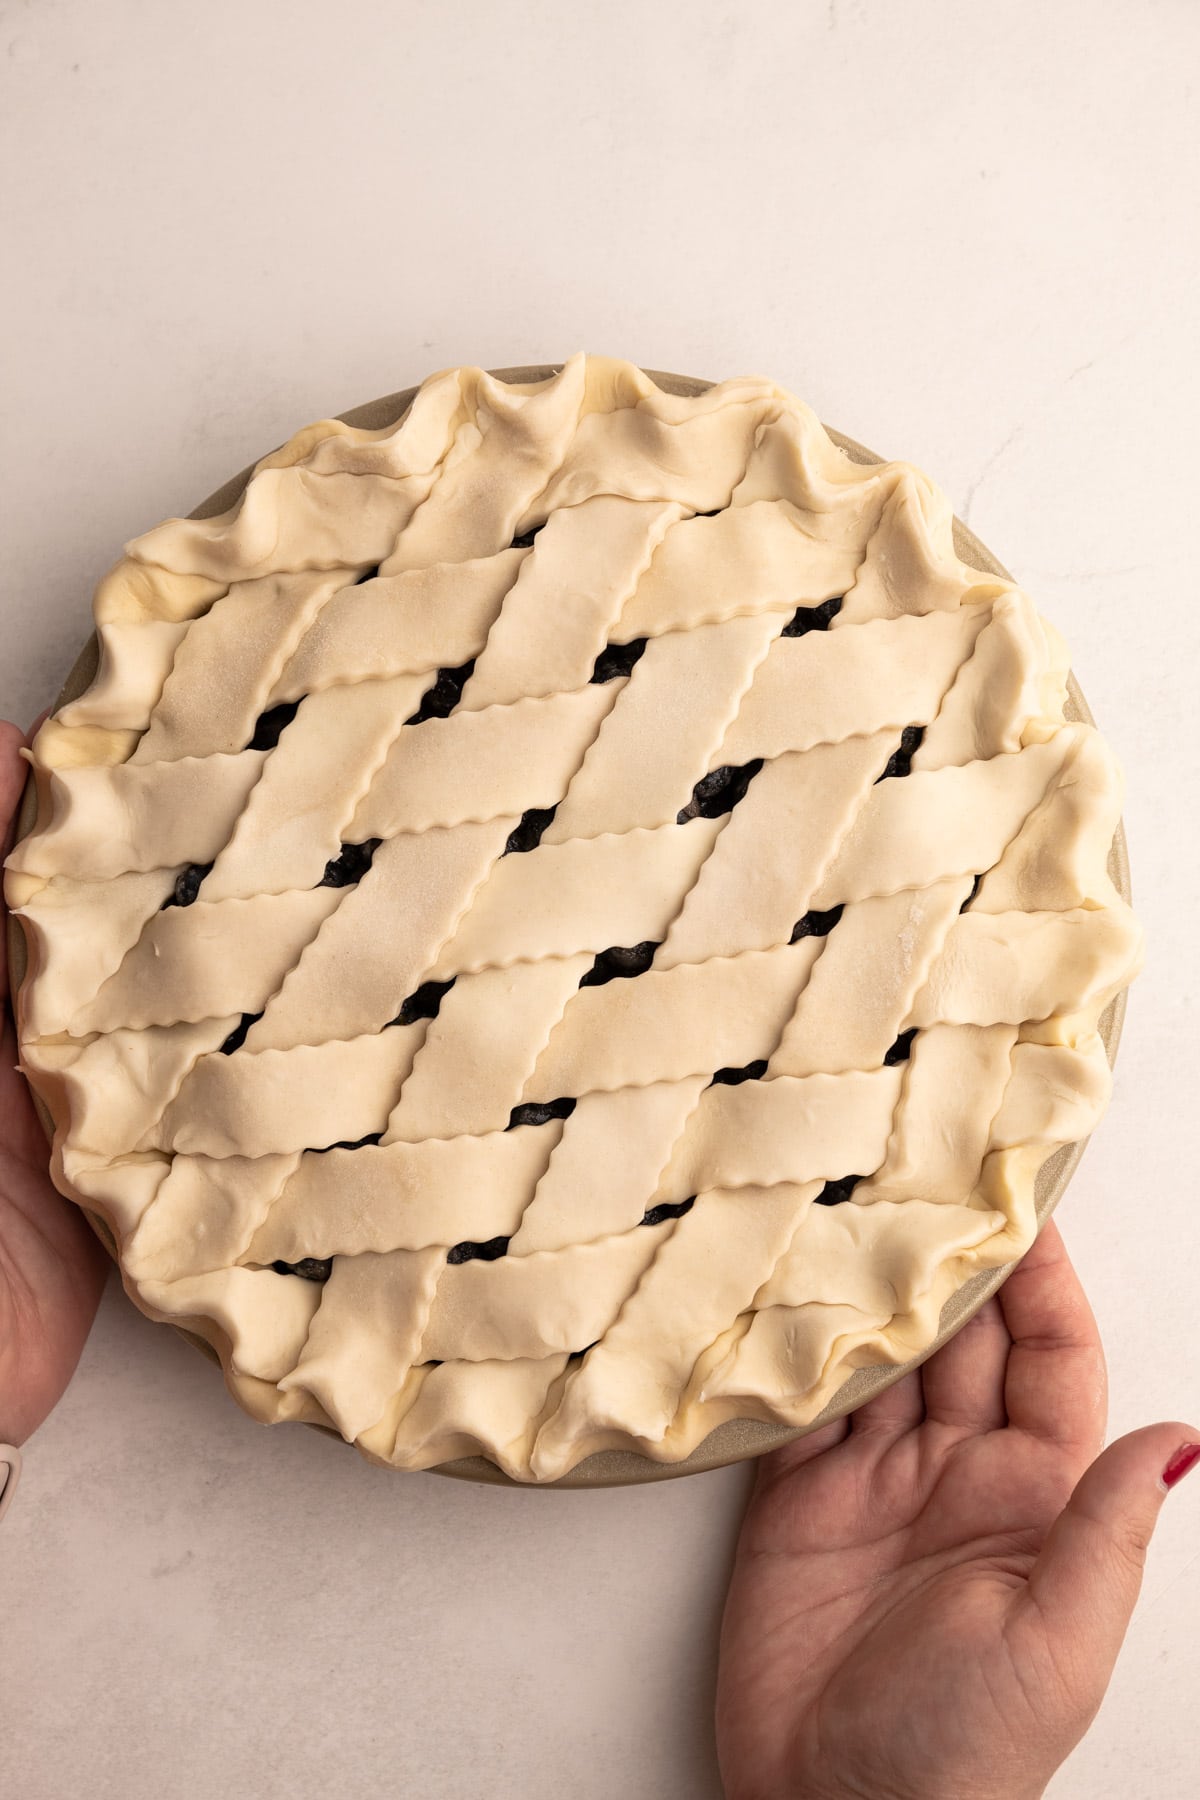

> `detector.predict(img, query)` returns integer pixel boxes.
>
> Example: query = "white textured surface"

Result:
[1,3,1197,1796]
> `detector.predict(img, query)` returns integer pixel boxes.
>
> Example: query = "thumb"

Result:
[1027,1423,1199,1658]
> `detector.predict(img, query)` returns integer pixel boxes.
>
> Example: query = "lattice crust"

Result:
[5,356,1143,1483]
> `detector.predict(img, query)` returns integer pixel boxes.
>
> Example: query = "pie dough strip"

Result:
[905,906,1144,1030]
[531,379,783,518]
[131,569,354,764]
[509,1078,709,1254]
[837,471,1001,624]
[69,888,345,1035]
[717,606,988,766]
[243,1124,563,1263]
[6,751,268,880]
[808,730,1083,911]
[525,940,824,1100]
[614,498,861,640]
[428,818,724,977]
[651,1067,905,1202]
[12,865,180,1038]
[420,1222,673,1363]
[53,618,191,735]
[243,817,515,1053]
[125,1151,301,1283]
[266,550,529,704]
[380,1355,572,1480]
[910,590,1063,770]
[730,407,901,543]
[279,1247,448,1441]
[22,1015,239,1161]
[379,358,591,572]
[201,673,430,902]
[544,611,785,842]
[972,728,1127,913]
[152,1023,427,1158]
[753,1198,1005,1315]
[659,731,897,969]
[854,1024,1019,1207]
[382,954,592,1143]
[124,362,504,583]
[136,1266,324,1385]
[531,1182,820,1462]
[60,1146,173,1241]
[770,880,971,1077]
[135,462,439,584]
[689,1200,1008,1427]
[459,497,682,709]
[987,1037,1112,1150]
[348,683,621,840]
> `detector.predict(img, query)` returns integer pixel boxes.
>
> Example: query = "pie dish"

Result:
[4,356,1143,1485]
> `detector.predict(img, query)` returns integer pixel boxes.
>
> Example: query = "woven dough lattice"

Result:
[5,356,1142,1482]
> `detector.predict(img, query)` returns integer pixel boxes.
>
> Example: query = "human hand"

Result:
[717,1221,1198,1800]
[0,719,108,1445]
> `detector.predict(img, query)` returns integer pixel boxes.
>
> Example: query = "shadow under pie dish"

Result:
[3,357,1142,1487]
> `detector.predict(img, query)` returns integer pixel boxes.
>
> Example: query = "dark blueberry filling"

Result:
[507,1097,577,1130]
[392,978,455,1026]
[710,1059,768,1087]
[271,1256,333,1282]
[319,838,381,888]
[579,941,661,988]
[509,524,543,550]
[162,861,214,910]
[641,1195,697,1227]
[354,564,381,585]
[884,1028,917,1066]
[677,758,764,823]
[877,725,925,781]
[407,659,476,724]
[447,1234,511,1265]
[694,508,725,518]
[961,873,983,911]
[247,700,302,751]
[591,637,647,684]
[814,1174,864,1207]
[781,595,843,637]
[218,1012,263,1055]
[789,904,844,942]
[504,806,557,855]
[313,1131,384,1154]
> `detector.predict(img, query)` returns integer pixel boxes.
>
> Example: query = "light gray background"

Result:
[2,2,1198,1795]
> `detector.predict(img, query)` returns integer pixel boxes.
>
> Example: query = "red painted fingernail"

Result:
[1161,1442,1200,1490]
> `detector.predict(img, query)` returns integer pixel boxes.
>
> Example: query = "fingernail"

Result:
[1161,1442,1200,1491]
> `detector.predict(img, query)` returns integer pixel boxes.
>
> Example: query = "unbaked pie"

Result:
[4,356,1143,1481]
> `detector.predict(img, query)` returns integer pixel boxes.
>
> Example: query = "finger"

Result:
[1021,1423,1200,1682]
[1,721,29,998]
[0,721,26,843]
[754,1413,852,1494]
[920,1295,1012,1435]
[999,1219,1107,1462]
[850,1366,925,1439]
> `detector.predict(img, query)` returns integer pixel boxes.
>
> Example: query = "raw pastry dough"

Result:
[5,357,1142,1481]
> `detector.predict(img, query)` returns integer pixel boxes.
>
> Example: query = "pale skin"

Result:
[1,721,1195,1797]
[0,718,107,1447]
[717,1203,1198,1798]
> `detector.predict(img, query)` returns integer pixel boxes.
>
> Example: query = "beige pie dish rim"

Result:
[6,364,1129,1489]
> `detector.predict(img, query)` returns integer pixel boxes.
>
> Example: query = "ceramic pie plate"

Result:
[6,366,1130,1489]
